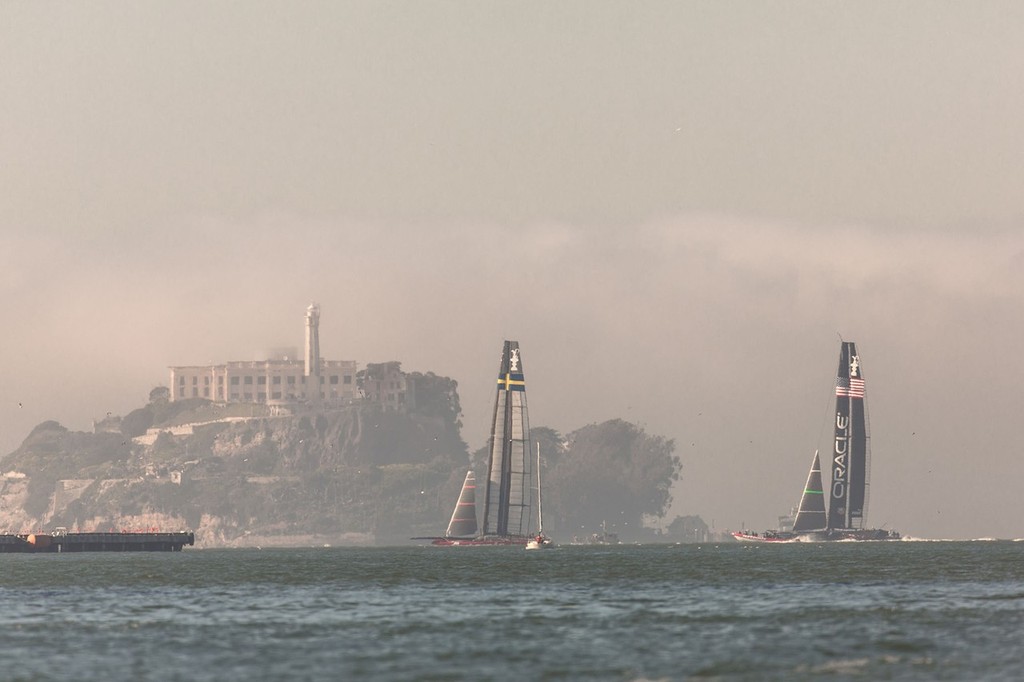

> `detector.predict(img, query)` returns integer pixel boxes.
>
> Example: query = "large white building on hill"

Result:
[168,304,360,407]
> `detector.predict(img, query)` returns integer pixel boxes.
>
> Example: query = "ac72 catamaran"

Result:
[416,340,539,546]
[733,341,900,543]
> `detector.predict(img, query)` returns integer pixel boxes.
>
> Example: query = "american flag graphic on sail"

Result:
[835,376,865,398]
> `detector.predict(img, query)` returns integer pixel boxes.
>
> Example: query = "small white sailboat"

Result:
[526,442,554,550]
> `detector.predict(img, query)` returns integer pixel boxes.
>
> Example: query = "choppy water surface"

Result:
[2,541,1023,680]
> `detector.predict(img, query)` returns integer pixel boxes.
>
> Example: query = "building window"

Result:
[204,376,210,385]
[231,393,239,400]
[244,376,253,385]
[244,393,252,401]
[179,376,185,385]
[217,376,223,385]
[192,388,198,397]
[272,376,281,385]
[344,375,352,384]
[192,376,198,385]
[287,376,295,385]
[272,391,281,399]
[231,377,240,386]
[178,387,184,397]
[258,376,266,385]
[203,387,209,397]
[258,392,266,402]
[330,375,339,385]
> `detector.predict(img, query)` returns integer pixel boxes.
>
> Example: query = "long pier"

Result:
[0,531,195,553]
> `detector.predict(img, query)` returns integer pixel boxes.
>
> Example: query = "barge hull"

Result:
[0,532,195,553]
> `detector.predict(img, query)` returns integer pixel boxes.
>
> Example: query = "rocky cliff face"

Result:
[0,397,470,547]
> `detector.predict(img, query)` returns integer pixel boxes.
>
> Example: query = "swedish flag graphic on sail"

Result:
[497,373,526,391]
[496,345,526,391]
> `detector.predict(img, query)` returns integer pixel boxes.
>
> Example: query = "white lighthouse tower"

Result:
[305,303,322,407]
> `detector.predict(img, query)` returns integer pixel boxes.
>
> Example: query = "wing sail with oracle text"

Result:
[481,340,534,539]
[828,341,869,530]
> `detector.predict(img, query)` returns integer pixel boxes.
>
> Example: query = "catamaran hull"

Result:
[732,529,900,543]
[427,536,530,546]
[732,532,802,543]
[820,529,901,542]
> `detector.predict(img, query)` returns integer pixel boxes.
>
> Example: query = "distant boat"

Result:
[416,340,538,546]
[733,341,901,543]
[570,520,619,545]
[526,443,554,550]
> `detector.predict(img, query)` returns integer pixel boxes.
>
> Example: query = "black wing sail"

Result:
[481,341,533,538]
[846,343,868,527]
[445,470,479,538]
[792,450,827,532]
[828,341,867,530]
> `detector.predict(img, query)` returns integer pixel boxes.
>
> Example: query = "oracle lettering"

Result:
[832,412,849,500]
[832,478,845,499]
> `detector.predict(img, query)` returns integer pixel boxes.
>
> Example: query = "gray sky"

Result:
[2,2,1023,539]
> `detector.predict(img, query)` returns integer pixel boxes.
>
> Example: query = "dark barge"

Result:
[0,530,195,553]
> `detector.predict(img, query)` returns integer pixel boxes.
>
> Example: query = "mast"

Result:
[828,341,867,530]
[791,450,827,532]
[536,442,543,535]
[481,341,533,537]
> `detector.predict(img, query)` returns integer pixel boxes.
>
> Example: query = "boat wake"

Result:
[898,536,1002,542]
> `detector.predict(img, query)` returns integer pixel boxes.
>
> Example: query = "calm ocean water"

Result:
[2,541,1023,681]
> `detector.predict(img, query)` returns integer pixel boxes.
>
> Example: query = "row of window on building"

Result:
[178,374,352,386]
[178,387,349,401]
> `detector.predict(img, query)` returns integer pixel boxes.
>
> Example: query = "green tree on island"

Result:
[473,419,680,540]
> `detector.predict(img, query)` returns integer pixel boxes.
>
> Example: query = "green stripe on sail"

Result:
[804,489,823,494]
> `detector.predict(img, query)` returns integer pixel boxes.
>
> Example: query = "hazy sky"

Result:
[3,3,1023,539]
